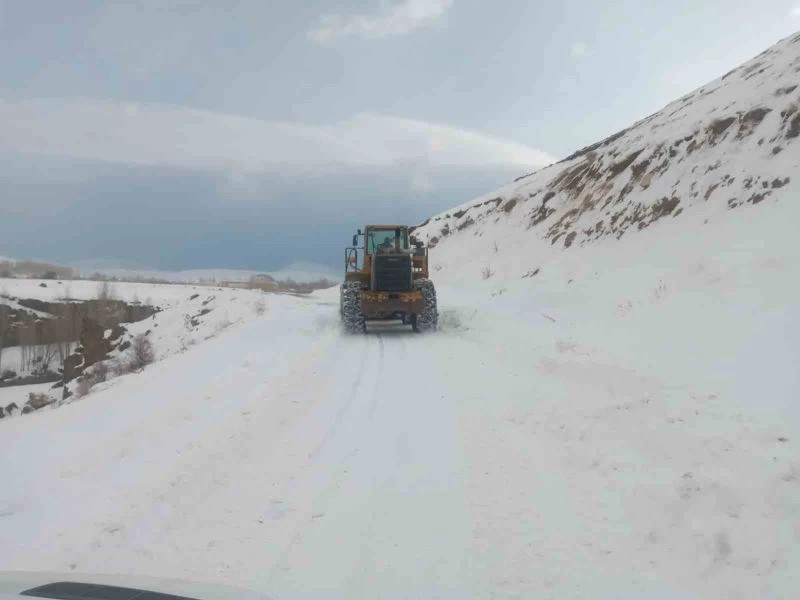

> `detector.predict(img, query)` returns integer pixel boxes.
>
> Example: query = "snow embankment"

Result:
[1,279,270,416]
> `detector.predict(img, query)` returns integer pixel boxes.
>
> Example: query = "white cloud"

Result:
[309,0,452,42]
[0,98,555,173]
[570,42,587,57]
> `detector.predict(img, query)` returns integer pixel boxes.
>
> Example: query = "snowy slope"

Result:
[413,31,800,283]
[1,279,268,413]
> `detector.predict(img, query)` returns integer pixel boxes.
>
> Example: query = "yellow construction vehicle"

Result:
[340,225,437,333]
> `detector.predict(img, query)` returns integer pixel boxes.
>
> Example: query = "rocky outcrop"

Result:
[0,298,157,347]
[60,318,130,384]
[2,393,56,419]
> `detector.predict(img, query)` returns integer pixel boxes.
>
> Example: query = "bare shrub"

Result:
[97,281,116,302]
[214,319,233,334]
[0,310,7,373]
[481,266,494,280]
[254,297,267,316]
[55,303,79,364]
[59,285,73,301]
[90,360,112,383]
[129,334,155,370]
[75,376,94,398]
[113,359,134,377]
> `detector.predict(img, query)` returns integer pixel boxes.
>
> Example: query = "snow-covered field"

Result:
[68,261,338,284]
[1,278,230,305]
[1,191,798,598]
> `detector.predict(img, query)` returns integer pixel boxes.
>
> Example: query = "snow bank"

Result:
[0,279,270,416]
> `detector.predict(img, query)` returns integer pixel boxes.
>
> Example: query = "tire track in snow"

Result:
[368,333,385,420]
[265,331,386,587]
[307,341,370,462]
[340,329,472,599]
[344,331,400,597]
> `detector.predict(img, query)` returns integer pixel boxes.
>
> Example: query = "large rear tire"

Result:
[413,278,438,332]
[340,282,366,334]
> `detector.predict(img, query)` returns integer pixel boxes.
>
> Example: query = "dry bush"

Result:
[214,319,233,334]
[129,334,155,370]
[74,359,117,399]
[113,359,134,376]
[481,266,494,280]
[91,360,112,383]
[0,310,7,373]
[74,376,94,398]
[254,297,267,316]
[97,281,116,302]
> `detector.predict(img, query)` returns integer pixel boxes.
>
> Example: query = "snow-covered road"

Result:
[2,274,799,599]
[1,292,476,599]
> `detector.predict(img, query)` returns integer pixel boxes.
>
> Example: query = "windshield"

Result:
[366,228,408,254]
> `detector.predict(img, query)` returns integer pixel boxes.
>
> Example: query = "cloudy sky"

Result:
[1,0,798,270]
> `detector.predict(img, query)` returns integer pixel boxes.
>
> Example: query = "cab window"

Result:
[366,228,408,254]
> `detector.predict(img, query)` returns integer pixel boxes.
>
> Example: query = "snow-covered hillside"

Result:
[1,279,268,416]
[414,31,800,282]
